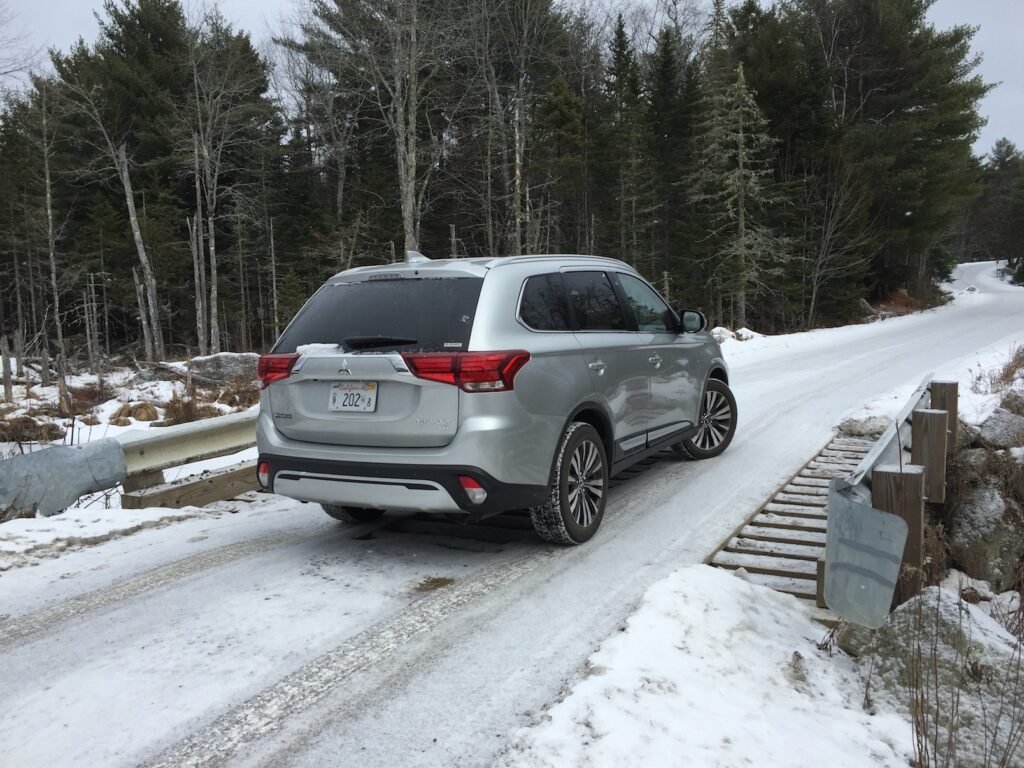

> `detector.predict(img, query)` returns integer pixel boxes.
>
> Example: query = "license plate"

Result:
[328,382,378,412]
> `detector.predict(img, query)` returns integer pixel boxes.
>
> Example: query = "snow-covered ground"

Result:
[0,261,1022,768]
[497,566,913,768]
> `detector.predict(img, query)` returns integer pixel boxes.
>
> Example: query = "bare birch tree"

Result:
[295,0,472,253]
[181,10,272,354]
[53,56,164,360]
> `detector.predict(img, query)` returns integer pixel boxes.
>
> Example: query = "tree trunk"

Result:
[192,134,208,356]
[207,211,220,354]
[132,267,154,362]
[118,145,164,360]
[269,218,279,338]
[42,103,65,364]
[2,336,13,403]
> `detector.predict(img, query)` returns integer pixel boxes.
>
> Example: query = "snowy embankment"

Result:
[498,566,913,768]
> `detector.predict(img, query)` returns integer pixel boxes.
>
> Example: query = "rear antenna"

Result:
[406,250,430,264]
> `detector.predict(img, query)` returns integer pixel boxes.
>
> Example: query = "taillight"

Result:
[401,351,530,392]
[257,353,300,389]
[459,475,488,505]
[257,461,270,488]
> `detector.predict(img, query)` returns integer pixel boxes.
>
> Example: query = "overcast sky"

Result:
[8,0,1022,157]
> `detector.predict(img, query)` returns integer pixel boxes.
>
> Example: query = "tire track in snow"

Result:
[0,531,318,648]
[143,549,555,768]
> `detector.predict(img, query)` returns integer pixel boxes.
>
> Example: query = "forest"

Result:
[0,0,1021,366]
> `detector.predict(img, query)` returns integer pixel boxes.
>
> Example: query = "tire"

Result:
[530,422,609,545]
[321,505,385,523]
[673,378,737,460]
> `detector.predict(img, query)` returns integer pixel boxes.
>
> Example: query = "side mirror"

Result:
[680,310,707,334]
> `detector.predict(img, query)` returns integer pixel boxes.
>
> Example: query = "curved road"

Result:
[0,261,1021,767]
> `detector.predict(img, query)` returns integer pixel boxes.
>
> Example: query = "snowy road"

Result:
[1,262,1022,767]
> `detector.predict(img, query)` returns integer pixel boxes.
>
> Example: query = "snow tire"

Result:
[530,422,608,545]
[672,379,737,460]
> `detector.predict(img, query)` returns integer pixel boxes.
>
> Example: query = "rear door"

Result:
[267,276,483,448]
[565,270,650,461]
[613,273,702,442]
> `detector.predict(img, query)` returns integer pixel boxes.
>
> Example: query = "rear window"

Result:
[274,277,483,354]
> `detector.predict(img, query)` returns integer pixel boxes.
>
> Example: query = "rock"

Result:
[836,623,875,657]
[950,483,1024,591]
[189,353,259,383]
[953,447,990,474]
[858,297,876,316]
[977,408,1024,450]
[862,588,1021,768]
[1001,389,1024,417]
[958,420,981,449]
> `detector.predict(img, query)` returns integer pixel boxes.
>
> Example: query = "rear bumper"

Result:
[259,453,548,515]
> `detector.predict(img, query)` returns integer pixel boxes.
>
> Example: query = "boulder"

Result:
[977,407,1024,450]
[862,588,1021,768]
[950,483,1024,591]
[1002,389,1024,417]
[189,353,259,383]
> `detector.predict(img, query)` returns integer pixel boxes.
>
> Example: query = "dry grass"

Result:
[994,346,1024,390]
[971,345,1024,396]
[924,522,952,587]
[215,378,260,409]
[161,393,220,426]
[112,402,159,422]
[67,379,117,413]
[0,416,65,443]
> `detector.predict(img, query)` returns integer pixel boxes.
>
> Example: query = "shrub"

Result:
[162,393,220,426]
[0,416,65,443]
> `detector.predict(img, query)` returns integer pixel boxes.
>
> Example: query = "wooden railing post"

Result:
[912,409,949,504]
[930,381,959,455]
[873,464,926,606]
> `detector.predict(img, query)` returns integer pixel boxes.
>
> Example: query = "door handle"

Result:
[588,361,607,375]
[648,355,663,368]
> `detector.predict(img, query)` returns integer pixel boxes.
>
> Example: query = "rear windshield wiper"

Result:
[344,335,419,350]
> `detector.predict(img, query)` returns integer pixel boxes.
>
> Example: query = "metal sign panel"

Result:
[824,487,908,629]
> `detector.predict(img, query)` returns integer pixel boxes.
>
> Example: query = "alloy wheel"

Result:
[693,388,733,451]
[567,439,604,528]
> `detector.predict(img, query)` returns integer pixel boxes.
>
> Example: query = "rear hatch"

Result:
[267,276,483,448]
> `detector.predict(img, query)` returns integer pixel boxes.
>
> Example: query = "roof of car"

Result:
[331,254,635,282]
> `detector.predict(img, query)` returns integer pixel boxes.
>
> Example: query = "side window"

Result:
[616,274,677,333]
[520,274,571,331]
[563,271,627,331]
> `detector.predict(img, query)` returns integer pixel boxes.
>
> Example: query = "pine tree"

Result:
[690,62,787,328]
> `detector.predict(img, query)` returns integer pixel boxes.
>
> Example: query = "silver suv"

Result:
[256,253,735,544]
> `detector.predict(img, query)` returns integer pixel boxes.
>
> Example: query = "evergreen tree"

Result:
[691,62,788,328]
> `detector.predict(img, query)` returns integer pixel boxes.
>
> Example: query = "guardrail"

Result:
[821,375,959,628]
[0,409,257,518]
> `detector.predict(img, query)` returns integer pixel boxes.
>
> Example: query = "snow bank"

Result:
[0,507,207,571]
[498,566,912,768]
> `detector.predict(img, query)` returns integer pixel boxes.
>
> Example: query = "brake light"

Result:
[401,351,530,392]
[257,461,270,488]
[258,353,300,388]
